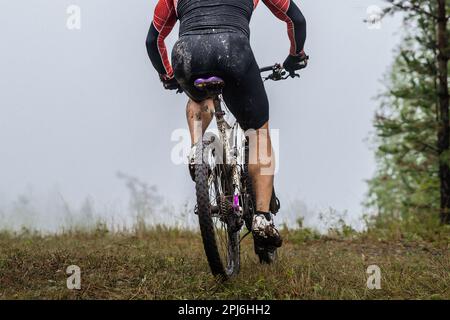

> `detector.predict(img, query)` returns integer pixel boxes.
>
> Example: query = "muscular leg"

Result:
[186,98,215,145]
[248,121,275,213]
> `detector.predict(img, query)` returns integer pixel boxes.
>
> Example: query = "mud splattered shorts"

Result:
[171,32,269,130]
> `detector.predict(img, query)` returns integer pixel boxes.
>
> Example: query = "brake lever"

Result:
[262,62,302,81]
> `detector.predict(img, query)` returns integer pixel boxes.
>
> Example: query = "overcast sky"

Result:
[0,0,402,230]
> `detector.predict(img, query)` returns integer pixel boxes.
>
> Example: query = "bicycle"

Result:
[192,62,306,279]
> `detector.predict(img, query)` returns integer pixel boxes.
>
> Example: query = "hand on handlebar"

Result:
[160,74,183,93]
[260,53,308,82]
[282,52,309,75]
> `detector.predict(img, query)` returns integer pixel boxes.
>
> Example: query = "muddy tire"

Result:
[195,143,240,279]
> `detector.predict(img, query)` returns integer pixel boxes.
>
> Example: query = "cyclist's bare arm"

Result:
[262,0,307,55]
[146,0,177,80]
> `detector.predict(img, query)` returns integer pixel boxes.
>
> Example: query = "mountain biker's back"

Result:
[146,0,307,130]
[177,0,253,37]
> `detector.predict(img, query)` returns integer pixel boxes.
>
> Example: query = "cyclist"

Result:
[146,0,308,254]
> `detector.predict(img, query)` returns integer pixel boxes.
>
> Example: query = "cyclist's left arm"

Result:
[262,0,307,56]
[146,0,177,80]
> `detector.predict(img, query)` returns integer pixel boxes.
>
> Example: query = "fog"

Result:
[0,0,402,232]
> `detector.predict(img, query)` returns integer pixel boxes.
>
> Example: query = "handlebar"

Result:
[259,59,308,81]
[259,64,293,81]
[259,65,275,73]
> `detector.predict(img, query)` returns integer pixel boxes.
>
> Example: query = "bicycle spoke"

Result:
[213,219,229,268]
[207,167,231,270]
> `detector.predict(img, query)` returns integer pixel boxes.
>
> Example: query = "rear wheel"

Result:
[257,247,278,264]
[195,142,240,278]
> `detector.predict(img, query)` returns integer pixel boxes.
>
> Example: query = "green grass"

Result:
[0,227,448,300]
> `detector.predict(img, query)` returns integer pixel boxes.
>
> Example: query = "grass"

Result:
[0,226,448,300]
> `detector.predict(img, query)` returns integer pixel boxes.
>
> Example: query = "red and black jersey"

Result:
[146,0,307,79]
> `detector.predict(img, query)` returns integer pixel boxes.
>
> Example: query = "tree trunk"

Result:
[436,0,450,224]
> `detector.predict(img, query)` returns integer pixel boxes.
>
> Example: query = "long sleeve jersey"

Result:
[146,0,307,78]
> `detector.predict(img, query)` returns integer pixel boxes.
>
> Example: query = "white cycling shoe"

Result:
[252,212,283,248]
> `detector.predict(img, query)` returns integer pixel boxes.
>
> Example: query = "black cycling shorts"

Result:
[171,32,269,130]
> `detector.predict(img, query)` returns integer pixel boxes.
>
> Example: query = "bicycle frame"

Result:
[211,95,247,214]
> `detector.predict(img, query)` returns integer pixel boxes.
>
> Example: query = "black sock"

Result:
[256,211,272,221]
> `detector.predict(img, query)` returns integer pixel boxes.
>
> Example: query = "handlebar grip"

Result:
[260,65,275,73]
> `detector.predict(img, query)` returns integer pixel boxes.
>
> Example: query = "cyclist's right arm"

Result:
[146,0,177,80]
[262,0,307,56]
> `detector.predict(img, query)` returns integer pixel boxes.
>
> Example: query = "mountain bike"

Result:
[192,63,305,279]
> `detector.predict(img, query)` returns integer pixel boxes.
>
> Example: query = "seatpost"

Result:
[213,95,226,127]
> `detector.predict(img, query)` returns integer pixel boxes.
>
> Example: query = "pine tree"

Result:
[367,1,449,224]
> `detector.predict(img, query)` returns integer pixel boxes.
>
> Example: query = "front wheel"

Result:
[194,142,240,279]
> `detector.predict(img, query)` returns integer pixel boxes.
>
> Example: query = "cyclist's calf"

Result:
[247,121,275,213]
[186,98,215,145]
